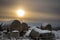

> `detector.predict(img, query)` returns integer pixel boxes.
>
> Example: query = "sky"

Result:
[0,0,60,26]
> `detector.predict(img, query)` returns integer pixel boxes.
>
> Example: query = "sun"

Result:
[17,9,25,17]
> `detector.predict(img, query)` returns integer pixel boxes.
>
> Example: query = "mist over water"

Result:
[27,22,60,27]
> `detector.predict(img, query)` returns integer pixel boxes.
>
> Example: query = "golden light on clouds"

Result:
[16,9,25,17]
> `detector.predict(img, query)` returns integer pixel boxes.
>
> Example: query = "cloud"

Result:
[0,0,20,7]
[0,0,60,24]
[21,0,60,14]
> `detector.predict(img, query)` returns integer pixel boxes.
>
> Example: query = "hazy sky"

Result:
[0,0,60,26]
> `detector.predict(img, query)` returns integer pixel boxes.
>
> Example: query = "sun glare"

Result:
[17,9,25,17]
